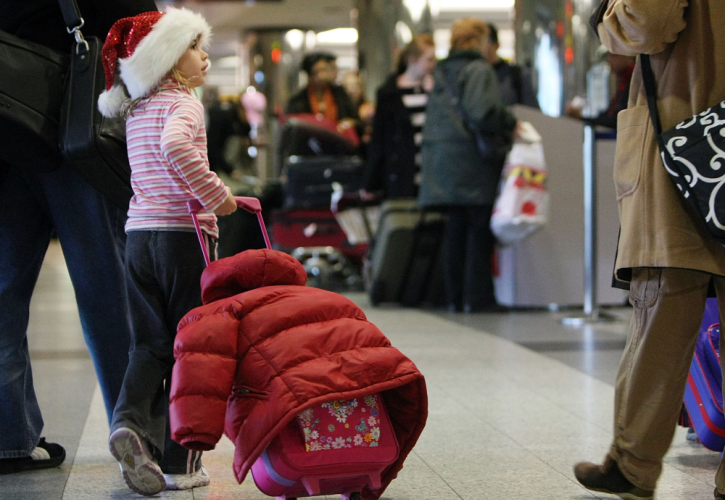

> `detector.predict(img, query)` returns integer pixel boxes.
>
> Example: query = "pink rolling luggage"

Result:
[188,198,400,500]
[250,393,399,500]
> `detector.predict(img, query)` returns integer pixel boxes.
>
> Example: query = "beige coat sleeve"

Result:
[597,0,688,55]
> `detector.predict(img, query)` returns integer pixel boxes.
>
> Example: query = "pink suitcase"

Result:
[250,393,399,500]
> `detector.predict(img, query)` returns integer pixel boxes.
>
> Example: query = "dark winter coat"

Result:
[363,74,421,199]
[418,50,517,207]
[169,249,428,500]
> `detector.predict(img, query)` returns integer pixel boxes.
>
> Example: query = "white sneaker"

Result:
[109,427,166,496]
[164,466,210,490]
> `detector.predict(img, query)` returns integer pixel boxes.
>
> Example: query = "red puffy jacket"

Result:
[169,249,428,500]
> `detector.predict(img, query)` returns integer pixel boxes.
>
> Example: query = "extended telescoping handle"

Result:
[187,196,272,267]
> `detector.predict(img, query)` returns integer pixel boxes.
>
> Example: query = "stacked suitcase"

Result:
[272,115,367,283]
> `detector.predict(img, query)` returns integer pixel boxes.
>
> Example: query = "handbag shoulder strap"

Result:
[640,54,664,137]
[57,0,83,33]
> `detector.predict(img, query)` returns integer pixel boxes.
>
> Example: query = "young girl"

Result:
[97,8,237,496]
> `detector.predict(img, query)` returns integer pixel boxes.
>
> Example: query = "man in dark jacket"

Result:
[483,23,540,108]
[0,0,155,475]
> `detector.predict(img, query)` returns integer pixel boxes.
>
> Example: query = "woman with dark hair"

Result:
[418,18,518,313]
[361,34,436,199]
[286,52,358,122]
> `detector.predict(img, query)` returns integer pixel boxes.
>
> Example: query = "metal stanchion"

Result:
[561,124,620,326]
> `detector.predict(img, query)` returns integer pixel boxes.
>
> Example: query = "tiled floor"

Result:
[1,241,722,499]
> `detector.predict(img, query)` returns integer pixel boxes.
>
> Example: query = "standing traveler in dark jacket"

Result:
[362,34,436,199]
[483,23,540,109]
[419,18,518,313]
[0,0,156,475]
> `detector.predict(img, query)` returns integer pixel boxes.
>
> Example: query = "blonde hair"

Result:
[122,68,197,118]
[450,18,489,51]
[397,33,435,74]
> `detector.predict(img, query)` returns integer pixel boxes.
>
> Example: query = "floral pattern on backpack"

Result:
[297,393,382,452]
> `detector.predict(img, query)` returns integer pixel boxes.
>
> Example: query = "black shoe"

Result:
[574,459,653,500]
[0,438,66,474]
[716,487,725,499]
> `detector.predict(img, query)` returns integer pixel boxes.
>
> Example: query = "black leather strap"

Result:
[57,0,83,32]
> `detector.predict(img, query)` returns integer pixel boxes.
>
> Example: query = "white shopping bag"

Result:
[490,122,548,245]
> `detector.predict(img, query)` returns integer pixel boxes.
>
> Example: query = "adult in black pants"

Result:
[362,34,436,200]
[418,18,518,313]
[0,0,156,474]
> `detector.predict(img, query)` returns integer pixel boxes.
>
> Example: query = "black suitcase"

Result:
[283,156,365,209]
[365,199,445,306]
[277,114,359,162]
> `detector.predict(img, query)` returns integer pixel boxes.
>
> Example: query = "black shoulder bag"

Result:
[0,30,68,172]
[57,0,132,208]
[440,65,513,168]
[0,0,132,207]
[641,54,725,247]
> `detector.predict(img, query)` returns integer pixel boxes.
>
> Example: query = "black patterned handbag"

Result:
[641,54,725,246]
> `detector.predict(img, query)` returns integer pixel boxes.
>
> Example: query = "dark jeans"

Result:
[0,163,130,457]
[111,230,213,473]
[443,205,496,310]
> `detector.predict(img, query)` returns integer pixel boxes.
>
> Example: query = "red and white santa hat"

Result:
[98,7,211,117]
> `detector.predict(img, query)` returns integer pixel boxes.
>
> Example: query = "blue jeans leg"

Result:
[0,168,53,457]
[40,165,131,425]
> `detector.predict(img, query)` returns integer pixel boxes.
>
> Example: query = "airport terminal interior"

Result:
[3,0,724,499]
[4,241,722,500]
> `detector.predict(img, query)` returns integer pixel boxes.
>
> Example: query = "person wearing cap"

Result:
[0,0,156,476]
[97,8,237,495]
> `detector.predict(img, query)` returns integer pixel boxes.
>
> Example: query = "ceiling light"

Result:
[316,28,358,45]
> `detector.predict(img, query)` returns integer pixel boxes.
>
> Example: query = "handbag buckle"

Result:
[67,19,89,55]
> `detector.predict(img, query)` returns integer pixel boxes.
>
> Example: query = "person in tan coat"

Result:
[573,0,725,498]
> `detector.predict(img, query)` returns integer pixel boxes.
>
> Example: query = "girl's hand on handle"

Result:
[214,187,238,216]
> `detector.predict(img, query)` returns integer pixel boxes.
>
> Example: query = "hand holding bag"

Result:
[641,54,725,247]
[57,0,133,208]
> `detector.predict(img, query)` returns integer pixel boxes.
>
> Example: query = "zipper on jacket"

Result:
[233,386,269,398]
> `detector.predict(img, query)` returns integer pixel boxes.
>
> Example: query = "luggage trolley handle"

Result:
[187,196,272,267]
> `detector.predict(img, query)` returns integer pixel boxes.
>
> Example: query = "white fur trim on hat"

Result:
[98,84,128,118]
[119,7,211,100]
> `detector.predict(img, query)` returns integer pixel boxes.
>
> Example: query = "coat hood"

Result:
[200,249,307,303]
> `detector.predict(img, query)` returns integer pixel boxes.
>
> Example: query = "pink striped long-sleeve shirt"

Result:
[125,81,228,237]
